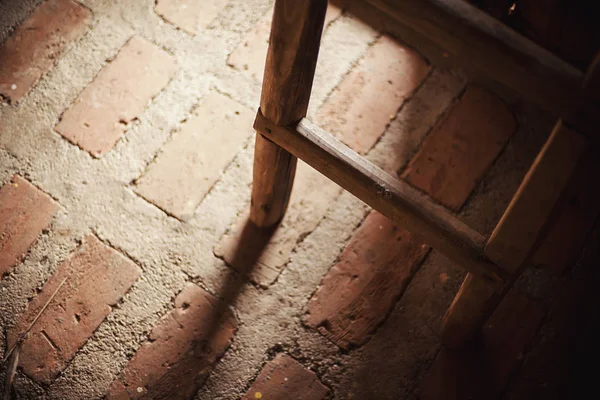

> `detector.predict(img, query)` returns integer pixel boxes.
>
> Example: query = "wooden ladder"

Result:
[249,0,598,348]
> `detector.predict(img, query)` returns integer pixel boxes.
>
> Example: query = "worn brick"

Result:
[533,151,600,273]
[0,0,91,103]
[317,35,431,154]
[402,87,517,211]
[135,92,253,220]
[106,283,237,400]
[54,37,177,157]
[215,161,340,286]
[0,175,57,276]
[7,235,141,384]
[155,0,224,35]
[305,211,430,349]
[242,354,329,400]
[227,4,343,82]
[420,291,544,400]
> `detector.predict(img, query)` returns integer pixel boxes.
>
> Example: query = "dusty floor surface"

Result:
[1,1,599,399]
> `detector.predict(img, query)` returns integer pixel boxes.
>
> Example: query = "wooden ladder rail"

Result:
[250,0,597,348]
[442,53,599,348]
[360,0,585,123]
[249,0,328,228]
[254,112,508,288]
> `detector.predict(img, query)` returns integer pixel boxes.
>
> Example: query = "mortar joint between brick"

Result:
[455,87,519,217]
[73,0,95,16]
[299,206,372,330]
[9,174,67,211]
[0,147,20,163]
[179,269,214,296]
[184,133,255,222]
[280,347,338,399]
[268,188,346,290]
[131,92,251,223]
[127,186,186,222]
[366,66,436,155]
[396,82,469,178]
[89,229,146,275]
[49,126,103,159]
[350,246,432,351]
[209,85,256,114]
[315,32,382,113]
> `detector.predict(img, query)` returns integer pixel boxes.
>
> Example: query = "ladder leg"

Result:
[441,50,600,348]
[250,0,328,227]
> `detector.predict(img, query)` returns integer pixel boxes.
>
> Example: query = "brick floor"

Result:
[227,4,343,83]
[155,0,225,35]
[317,34,431,154]
[6,235,140,384]
[135,92,254,220]
[0,0,91,103]
[304,86,514,352]
[106,283,237,400]
[402,87,517,211]
[214,162,340,286]
[0,175,57,276]
[241,354,329,400]
[305,211,430,349]
[0,0,592,399]
[54,36,177,157]
[419,291,544,400]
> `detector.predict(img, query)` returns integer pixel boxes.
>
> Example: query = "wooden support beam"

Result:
[254,110,509,288]
[250,0,328,227]
[441,273,504,348]
[486,122,586,272]
[442,121,586,348]
[362,0,584,122]
[442,51,598,349]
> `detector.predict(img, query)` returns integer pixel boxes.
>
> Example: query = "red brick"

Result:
[7,235,141,384]
[241,354,329,400]
[305,211,430,349]
[0,175,57,276]
[155,0,225,35]
[106,283,237,400]
[227,5,343,82]
[317,35,431,154]
[214,161,340,286]
[419,291,544,400]
[402,87,516,211]
[533,151,600,273]
[0,0,91,103]
[54,37,177,157]
[135,92,253,220]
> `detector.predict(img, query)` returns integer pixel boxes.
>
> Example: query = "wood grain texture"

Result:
[251,136,297,227]
[485,121,585,272]
[441,274,504,348]
[363,0,583,120]
[259,0,328,125]
[250,0,328,227]
[442,52,597,348]
[254,110,508,288]
[442,121,584,348]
